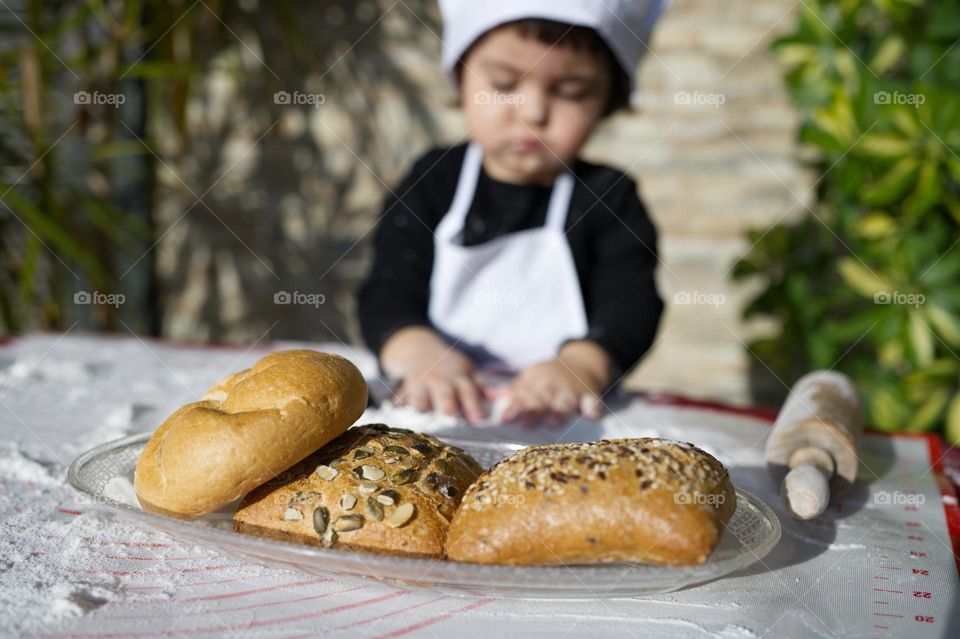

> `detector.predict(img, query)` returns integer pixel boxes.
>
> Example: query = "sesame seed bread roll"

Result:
[445,438,736,566]
[135,350,367,519]
[233,424,483,558]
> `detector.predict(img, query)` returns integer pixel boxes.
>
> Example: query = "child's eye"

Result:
[553,89,588,101]
[491,80,516,92]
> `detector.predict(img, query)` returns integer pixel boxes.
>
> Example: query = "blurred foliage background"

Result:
[0,0,441,341]
[734,0,960,443]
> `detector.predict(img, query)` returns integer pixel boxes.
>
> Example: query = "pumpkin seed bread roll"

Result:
[135,350,367,519]
[445,438,736,566]
[233,424,483,558]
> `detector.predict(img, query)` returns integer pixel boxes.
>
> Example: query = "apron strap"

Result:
[436,142,483,241]
[545,172,575,231]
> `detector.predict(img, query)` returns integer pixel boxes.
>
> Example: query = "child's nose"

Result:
[517,90,548,125]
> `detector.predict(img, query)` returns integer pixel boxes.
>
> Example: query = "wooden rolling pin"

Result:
[764,370,863,520]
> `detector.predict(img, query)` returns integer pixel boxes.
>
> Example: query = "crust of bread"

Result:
[445,438,736,566]
[233,424,483,558]
[134,350,367,519]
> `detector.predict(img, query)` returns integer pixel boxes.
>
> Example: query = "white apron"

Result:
[427,142,588,371]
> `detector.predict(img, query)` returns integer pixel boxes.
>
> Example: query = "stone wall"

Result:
[157,0,811,406]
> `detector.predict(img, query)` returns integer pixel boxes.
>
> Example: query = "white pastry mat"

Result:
[1,334,958,638]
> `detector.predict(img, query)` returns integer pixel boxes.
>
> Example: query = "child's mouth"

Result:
[512,137,543,153]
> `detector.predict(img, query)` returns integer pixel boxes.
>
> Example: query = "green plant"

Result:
[0,0,210,333]
[734,0,960,443]
[1,0,442,339]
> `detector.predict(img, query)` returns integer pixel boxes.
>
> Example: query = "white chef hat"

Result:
[439,0,670,91]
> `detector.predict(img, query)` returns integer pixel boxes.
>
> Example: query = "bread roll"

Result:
[135,350,367,519]
[233,424,483,557]
[445,438,736,566]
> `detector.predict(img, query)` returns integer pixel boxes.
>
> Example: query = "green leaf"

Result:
[0,187,106,280]
[117,61,199,79]
[946,393,960,446]
[838,257,891,297]
[908,310,935,366]
[854,211,898,238]
[856,133,914,159]
[891,109,920,137]
[773,43,818,68]
[812,95,858,147]
[947,155,960,183]
[905,388,950,433]
[870,386,910,431]
[920,251,960,288]
[862,156,921,204]
[903,159,942,217]
[870,36,906,75]
[926,303,960,346]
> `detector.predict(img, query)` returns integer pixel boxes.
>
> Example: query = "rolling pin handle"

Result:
[782,445,836,520]
[788,445,836,476]
[783,464,831,520]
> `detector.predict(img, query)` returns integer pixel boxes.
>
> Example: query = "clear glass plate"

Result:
[68,432,781,599]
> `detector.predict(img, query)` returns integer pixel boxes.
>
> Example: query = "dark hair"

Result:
[454,18,631,117]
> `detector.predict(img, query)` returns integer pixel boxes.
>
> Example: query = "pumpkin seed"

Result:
[321,528,337,548]
[360,465,385,481]
[315,465,338,481]
[397,456,419,470]
[383,445,409,456]
[391,469,415,485]
[282,507,303,521]
[353,448,374,460]
[423,473,439,491]
[312,506,329,534]
[376,490,399,506]
[366,496,384,521]
[387,502,415,528]
[411,442,433,455]
[334,514,364,531]
[339,493,357,511]
[358,480,378,494]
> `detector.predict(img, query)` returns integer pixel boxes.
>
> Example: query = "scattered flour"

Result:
[0,440,269,636]
[782,529,866,551]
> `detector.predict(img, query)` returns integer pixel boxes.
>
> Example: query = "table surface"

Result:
[1,333,958,639]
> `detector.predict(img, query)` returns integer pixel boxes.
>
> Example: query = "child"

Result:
[358,0,668,425]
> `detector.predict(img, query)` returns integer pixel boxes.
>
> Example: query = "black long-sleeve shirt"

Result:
[357,143,664,376]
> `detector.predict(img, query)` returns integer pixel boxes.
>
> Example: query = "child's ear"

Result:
[446,62,466,109]
[445,84,461,110]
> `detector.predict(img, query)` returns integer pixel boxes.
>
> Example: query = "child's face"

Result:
[459,26,613,184]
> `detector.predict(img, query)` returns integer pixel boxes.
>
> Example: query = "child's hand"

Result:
[501,341,613,426]
[381,326,488,424]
